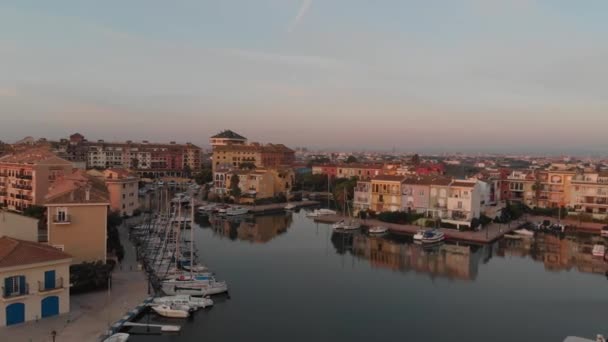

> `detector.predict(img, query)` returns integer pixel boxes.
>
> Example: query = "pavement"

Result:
[1,218,149,342]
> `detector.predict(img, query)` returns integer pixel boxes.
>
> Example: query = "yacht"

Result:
[152,295,214,309]
[151,304,191,318]
[421,229,445,244]
[225,206,249,216]
[162,279,229,296]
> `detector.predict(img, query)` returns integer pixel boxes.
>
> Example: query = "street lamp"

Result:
[51,330,57,342]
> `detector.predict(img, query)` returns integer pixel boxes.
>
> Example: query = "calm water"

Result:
[130,210,608,342]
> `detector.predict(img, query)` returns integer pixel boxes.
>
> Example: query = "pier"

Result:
[314,214,519,244]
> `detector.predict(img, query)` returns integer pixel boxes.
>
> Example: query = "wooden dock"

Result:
[314,215,519,244]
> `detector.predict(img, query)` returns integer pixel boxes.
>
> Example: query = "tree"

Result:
[333,177,358,211]
[345,155,358,164]
[183,164,192,178]
[230,174,241,201]
[194,169,213,185]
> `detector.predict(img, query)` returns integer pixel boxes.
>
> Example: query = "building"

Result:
[0,149,73,212]
[0,237,71,326]
[370,175,407,212]
[44,170,109,264]
[86,138,202,177]
[100,169,139,216]
[336,164,384,180]
[212,143,295,172]
[0,210,39,242]
[536,170,575,208]
[443,180,482,228]
[502,170,537,207]
[311,164,338,179]
[209,130,247,147]
[569,172,608,219]
[353,181,372,213]
[221,168,295,203]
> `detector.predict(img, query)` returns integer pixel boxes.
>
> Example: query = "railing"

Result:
[52,215,71,224]
[38,278,64,292]
[16,174,33,180]
[2,284,30,299]
[13,184,32,190]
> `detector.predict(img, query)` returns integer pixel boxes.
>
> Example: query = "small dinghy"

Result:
[421,229,445,244]
[151,304,191,318]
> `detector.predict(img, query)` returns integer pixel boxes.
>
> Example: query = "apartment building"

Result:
[102,169,139,216]
[444,180,482,228]
[536,170,575,208]
[0,149,73,212]
[502,170,537,207]
[44,170,109,264]
[209,130,247,147]
[312,164,338,179]
[0,237,71,326]
[353,181,372,213]
[370,175,407,213]
[220,168,295,203]
[569,172,608,219]
[336,164,384,180]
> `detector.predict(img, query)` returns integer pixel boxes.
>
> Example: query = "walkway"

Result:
[1,218,148,342]
[314,215,520,244]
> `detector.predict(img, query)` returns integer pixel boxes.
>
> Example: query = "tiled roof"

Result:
[372,175,407,182]
[46,170,110,205]
[0,148,71,165]
[450,181,476,188]
[0,237,71,268]
[104,168,137,179]
[404,176,452,186]
[211,130,247,140]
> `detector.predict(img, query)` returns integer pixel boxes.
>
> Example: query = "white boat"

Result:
[592,244,605,258]
[369,226,388,235]
[413,229,426,241]
[153,295,214,309]
[284,203,297,211]
[421,229,445,244]
[151,304,190,318]
[513,229,534,237]
[171,193,191,204]
[564,335,606,342]
[341,220,361,231]
[332,220,345,230]
[162,280,229,296]
[103,333,130,342]
[225,206,249,216]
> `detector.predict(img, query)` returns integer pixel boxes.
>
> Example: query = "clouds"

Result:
[288,0,312,32]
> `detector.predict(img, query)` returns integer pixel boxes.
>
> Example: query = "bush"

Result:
[377,211,424,225]
[70,262,113,294]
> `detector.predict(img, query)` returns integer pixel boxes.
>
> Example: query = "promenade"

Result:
[314,214,520,244]
[0,218,148,342]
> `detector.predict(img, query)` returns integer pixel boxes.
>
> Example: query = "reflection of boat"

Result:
[225,206,249,216]
[103,333,130,342]
[307,208,337,217]
[151,304,191,318]
[421,230,445,244]
[369,226,388,235]
[514,229,534,237]
[592,244,605,258]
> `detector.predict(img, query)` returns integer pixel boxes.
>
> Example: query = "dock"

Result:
[105,297,155,337]
[123,322,181,333]
[242,201,320,215]
[314,215,519,244]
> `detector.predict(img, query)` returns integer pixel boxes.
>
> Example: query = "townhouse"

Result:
[336,164,384,180]
[219,168,294,203]
[370,175,407,213]
[536,170,575,209]
[569,172,608,219]
[102,169,139,216]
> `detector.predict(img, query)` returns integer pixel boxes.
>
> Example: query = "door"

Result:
[6,303,25,326]
[41,296,59,318]
[44,271,55,290]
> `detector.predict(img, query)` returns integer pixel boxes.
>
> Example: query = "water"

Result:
[130,211,608,342]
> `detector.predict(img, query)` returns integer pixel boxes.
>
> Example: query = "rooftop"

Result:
[450,181,477,188]
[211,130,247,140]
[46,169,110,205]
[372,175,407,182]
[404,176,452,186]
[0,148,71,165]
[0,236,72,269]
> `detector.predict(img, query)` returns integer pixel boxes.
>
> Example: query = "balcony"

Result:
[38,278,64,292]
[2,284,30,300]
[52,215,71,224]
[16,174,33,180]
[13,184,32,191]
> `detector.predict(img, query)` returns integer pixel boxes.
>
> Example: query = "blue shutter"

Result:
[19,276,26,295]
[3,278,9,297]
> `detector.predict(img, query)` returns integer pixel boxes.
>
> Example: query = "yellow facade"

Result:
[370,176,405,212]
[46,204,108,264]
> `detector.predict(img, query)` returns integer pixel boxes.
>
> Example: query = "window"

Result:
[4,276,25,297]
[122,194,126,199]
[457,201,463,209]
[122,184,126,189]
[419,190,425,196]
[56,207,68,222]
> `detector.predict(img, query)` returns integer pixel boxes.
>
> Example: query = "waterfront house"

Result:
[353,181,372,213]
[0,149,73,212]
[336,164,384,180]
[0,237,71,327]
[502,170,537,208]
[569,172,608,219]
[536,170,575,209]
[443,180,481,229]
[44,170,109,264]
[370,175,407,212]
[312,164,338,180]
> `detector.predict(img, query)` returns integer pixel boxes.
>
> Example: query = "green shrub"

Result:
[70,262,113,294]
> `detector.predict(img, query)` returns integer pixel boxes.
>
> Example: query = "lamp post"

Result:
[51,330,57,342]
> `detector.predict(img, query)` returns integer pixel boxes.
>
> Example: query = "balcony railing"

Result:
[2,284,30,299]
[38,278,64,292]
[13,184,32,190]
[16,174,33,180]
[53,215,71,224]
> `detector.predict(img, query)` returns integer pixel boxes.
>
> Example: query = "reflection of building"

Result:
[348,235,482,280]
[497,232,608,275]
[208,214,293,243]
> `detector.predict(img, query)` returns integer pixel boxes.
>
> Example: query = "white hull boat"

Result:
[153,295,214,309]
[421,229,445,244]
[413,229,426,241]
[592,244,605,258]
[369,226,388,235]
[103,333,130,342]
[151,304,190,318]
[162,280,229,296]
[225,206,249,216]
[514,229,534,237]
[284,203,297,210]
[307,208,337,217]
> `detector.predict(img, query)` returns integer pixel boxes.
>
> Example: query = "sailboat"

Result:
[307,174,337,217]
[333,189,360,231]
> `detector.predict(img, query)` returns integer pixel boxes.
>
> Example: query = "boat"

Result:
[152,295,214,309]
[513,229,534,237]
[413,229,426,241]
[284,203,297,211]
[421,229,445,244]
[332,220,345,230]
[564,335,606,342]
[368,226,388,235]
[307,208,337,217]
[171,193,191,204]
[592,244,605,258]
[151,304,191,318]
[103,333,130,342]
[504,234,522,240]
[162,280,229,296]
[225,206,249,216]
[332,188,360,231]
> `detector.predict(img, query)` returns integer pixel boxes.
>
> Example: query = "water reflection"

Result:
[202,214,294,243]
[331,232,489,281]
[497,232,608,275]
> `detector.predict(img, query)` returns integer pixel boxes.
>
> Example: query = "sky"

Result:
[1,0,607,153]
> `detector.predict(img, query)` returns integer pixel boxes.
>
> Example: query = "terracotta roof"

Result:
[0,237,71,268]
[404,176,452,186]
[211,130,247,140]
[46,169,109,205]
[450,181,476,188]
[372,175,407,182]
[338,163,384,169]
[0,148,71,165]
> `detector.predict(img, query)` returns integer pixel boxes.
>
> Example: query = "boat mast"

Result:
[190,195,194,278]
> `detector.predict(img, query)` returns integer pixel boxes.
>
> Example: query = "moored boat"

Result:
[514,229,534,237]
[152,295,214,309]
[103,333,130,342]
[413,229,426,241]
[225,206,249,216]
[421,229,445,244]
[369,226,388,235]
[151,304,191,318]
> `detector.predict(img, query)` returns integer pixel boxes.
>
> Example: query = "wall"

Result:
[48,205,107,264]
[0,260,70,327]
[0,211,38,242]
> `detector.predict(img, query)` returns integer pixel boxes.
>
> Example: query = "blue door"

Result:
[44,271,55,290]
[6,303,25,326]
[41,296,59,318]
